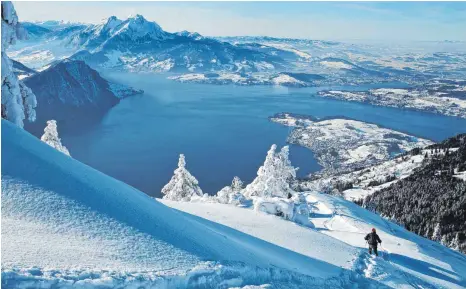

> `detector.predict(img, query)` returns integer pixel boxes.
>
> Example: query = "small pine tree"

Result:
[451,233,461,251]
[231,176,243,192]
[217,176,246,205]
[432,223,442,242]
[40,120,70,156]
[161,154,203,201]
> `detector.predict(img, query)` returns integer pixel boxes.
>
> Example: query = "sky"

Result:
[13,1,466,41]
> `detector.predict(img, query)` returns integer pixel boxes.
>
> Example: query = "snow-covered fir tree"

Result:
[432,222,442,242]
[216,176,246,205]
[41,120,70,156]
[231,176,243,192]
[161,154,203,201]
[277,145,297,184]
[451,233,461,251]
[1,1,37,128]
[243,144,298,198]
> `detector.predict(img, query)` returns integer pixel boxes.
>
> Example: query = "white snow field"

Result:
[2,119,466,288]
[163,194,466,289]
[1,119,381,288]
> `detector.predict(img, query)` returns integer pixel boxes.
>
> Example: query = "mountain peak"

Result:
[127,14,146,21]
[176,30,204,40]
[119,13,164,39]
[102,16,123,31]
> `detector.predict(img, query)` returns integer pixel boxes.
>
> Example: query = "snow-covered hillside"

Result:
[169,72,325,87]
[163,191,466,289]
[319,84,466,119]
[270,113,433,173]
[3,119,465,288]
[0,119,376,288]
[11,59,36,79]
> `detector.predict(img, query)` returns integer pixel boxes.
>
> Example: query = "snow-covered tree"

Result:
[231,176,243,192]
[161,154,203,201]
[41,120,70,156]
[243,144,298,198]
[216,176,246,205]
[1,1,37,128]
[432,222,442,242]
[277,146,297,183]
[450,233,461,251]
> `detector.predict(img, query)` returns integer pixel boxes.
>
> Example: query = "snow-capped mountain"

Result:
[32,20,83,30]
[21,22,51,38]
[67,15,168,50]
[22,59,142,135]
[21,21,87,40]
[53,15,286,73]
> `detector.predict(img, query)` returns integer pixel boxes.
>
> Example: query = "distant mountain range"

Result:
[14,13,466,86]
[21,15,287,73]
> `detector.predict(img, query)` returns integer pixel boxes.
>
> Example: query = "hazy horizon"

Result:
[13,1,466,42]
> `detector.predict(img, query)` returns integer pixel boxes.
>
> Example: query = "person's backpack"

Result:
[365,232,379,245]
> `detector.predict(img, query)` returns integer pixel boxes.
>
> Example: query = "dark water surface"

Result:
[63,73,466,197]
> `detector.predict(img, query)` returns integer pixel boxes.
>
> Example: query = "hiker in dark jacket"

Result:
[364,228,382,256]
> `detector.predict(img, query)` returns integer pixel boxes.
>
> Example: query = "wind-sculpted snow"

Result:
[319,83,466,119]
[270,113,433,173]
[3,119,387,288]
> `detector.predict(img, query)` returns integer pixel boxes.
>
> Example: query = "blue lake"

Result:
[63,73,466,197]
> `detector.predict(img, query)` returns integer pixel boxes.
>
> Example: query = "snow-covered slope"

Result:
[11,59,36,79]
[163,192,466,289]
[2,119,380,288]
[270,113,433,173]
[21,21,51,38]
[319,85,466,119]
[2,117,465,288]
